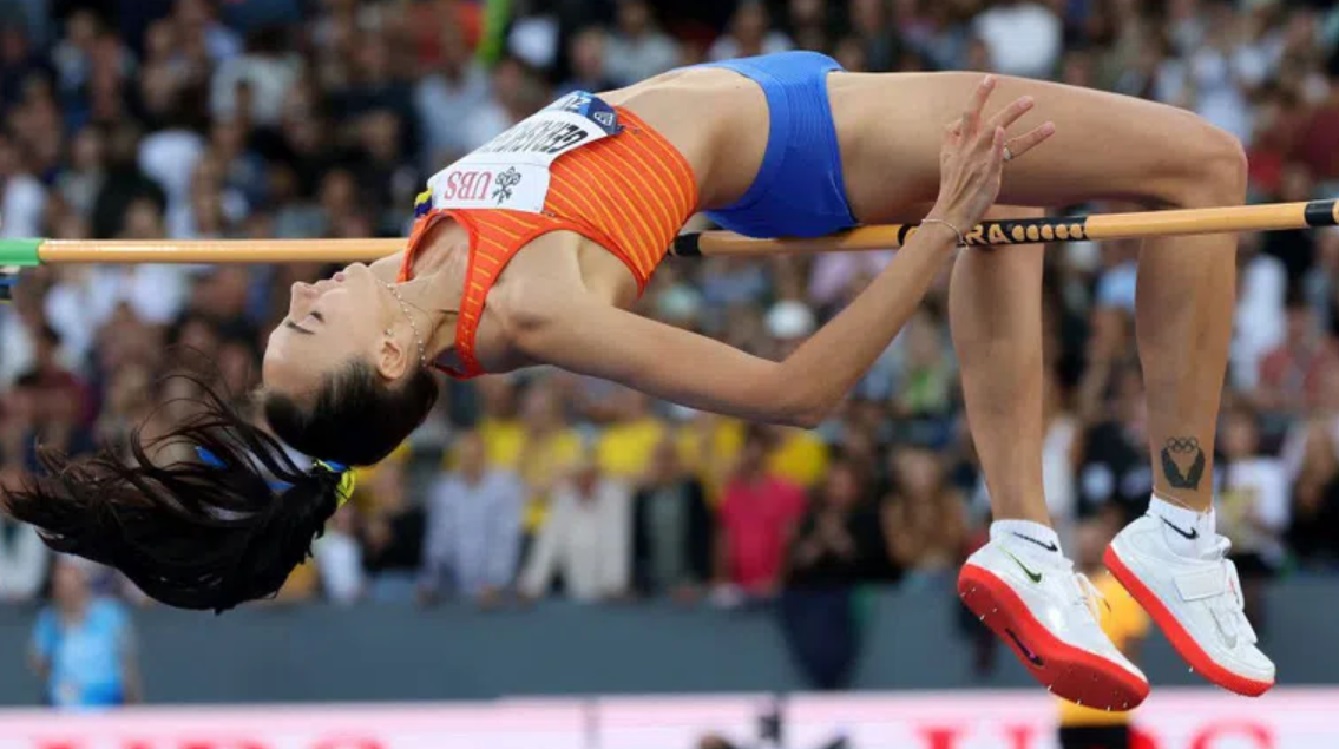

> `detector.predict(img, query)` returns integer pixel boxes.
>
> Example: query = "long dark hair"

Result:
[3,364,437,614]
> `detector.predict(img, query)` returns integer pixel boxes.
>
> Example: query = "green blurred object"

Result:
[478,0,511,65]
[0,238,41,267]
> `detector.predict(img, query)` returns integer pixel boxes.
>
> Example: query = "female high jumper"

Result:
[3,52,1271,708]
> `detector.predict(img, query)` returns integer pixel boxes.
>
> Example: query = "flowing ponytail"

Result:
[3,376,351,614]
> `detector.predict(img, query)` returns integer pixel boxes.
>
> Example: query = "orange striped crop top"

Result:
[398,92,699,379]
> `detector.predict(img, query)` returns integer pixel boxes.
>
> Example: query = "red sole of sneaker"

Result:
[958,564,1150,711]
[1103,546,1274,698]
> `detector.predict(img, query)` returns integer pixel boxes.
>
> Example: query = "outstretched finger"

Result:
[1005,121,1057,160]
[989,126,1007,171]
[961,76,996,138]
[989,95,1035,133]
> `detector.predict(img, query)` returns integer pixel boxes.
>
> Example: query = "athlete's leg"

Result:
[829,71,1271,697]
[832,72,1242,510]
[950,204,1048,526]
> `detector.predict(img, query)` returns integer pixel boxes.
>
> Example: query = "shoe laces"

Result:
[1073,569,1110,622]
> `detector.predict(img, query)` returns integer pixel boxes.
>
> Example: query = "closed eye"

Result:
[284,320,315,336]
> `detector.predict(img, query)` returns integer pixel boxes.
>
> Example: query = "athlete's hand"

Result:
[928,76,1055,234]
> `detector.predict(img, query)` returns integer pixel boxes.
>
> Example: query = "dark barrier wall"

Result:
[1,581,1334,705]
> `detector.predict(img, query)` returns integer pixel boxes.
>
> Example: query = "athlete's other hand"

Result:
[928,76,1055,233]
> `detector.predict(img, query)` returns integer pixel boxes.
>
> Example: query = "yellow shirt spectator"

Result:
[1057,571,1149,727]
[595,416,665,480]
[680,420,828,499]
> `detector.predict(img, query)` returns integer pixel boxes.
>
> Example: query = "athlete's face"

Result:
[262,263,413,399]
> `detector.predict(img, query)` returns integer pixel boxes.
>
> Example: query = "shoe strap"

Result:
[1173,565,1227,602]
[1174,559,1259,645]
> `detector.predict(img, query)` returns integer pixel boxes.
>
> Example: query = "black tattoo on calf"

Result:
[1161,436,1206,490]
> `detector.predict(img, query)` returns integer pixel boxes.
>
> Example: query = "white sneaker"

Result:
[1105,514,1275,696]
[959,540,1150,710]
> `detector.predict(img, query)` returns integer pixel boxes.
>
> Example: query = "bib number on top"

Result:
[427,92,622,213]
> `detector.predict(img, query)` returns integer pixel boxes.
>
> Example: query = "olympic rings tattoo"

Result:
[1163,437,1202,454]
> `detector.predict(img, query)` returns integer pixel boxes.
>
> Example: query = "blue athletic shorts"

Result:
[698,51,857,239]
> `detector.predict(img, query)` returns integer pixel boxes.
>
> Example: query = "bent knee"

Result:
[1158,122,1248,208]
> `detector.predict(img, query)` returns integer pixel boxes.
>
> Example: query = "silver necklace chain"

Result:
[384,282,428,366]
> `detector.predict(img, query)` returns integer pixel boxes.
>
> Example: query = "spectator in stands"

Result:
[631,435,712,601]
[595,388,665,483]
[357,457,426,603]
[29,557,142,709]
[1289,411,1339,570]
[0,127,46,239]
[556,26,617,96]
[707,0,792,62]
[313,503,364,605]
[785,457,888,586]
[519,450,632,602]
[779,457,887,690]
[414,19,491,167]
[882,443,967,591]
[972,0,1062,80]
[421,430,524,607]
[1075,363,1154,525]
[0,463,48,603]
[714,425,806,605]
[604,0,679,87]
[1256,287,1339,419]
[1218,407,1290,632]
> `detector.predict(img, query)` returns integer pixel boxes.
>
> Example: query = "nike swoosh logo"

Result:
[1012,532,1059,552]
[1160,516,1199,540]
[1005,629,1044,666]
[1003,550,1042,584]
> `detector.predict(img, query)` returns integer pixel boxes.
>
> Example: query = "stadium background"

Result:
[2,0,1339,746]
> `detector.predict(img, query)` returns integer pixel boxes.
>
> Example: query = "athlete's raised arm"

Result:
[515,77,1053,427]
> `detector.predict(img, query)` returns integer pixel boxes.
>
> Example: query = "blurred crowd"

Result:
[4,0,1339,698]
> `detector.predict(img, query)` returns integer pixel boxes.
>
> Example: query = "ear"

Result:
[374,329,413,380]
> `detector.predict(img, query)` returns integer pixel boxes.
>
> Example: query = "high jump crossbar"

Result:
[1,199,1335,270]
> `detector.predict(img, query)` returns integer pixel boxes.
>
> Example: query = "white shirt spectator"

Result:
[421,468,525,599]
[0,309,34,386]
[1218,457,1290,566]
[520,476,631,601]
[1042,414,1080,546]
[137,130,205,216]
[313,526,364,605]
[414,63,494,166]
[0,520,49,603]
[1,173,47,238]
[45,265,193,339]
[973,2,1062,79]
[507,14,560,70]
[211,53,303,127]
[1231,252,1287,391]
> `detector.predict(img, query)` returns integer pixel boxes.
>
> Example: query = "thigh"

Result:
[828,71,1231,223]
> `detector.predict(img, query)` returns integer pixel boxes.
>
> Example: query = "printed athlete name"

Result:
[477,118,593,155]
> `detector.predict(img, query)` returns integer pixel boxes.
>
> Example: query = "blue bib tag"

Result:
[546,91,623,136]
